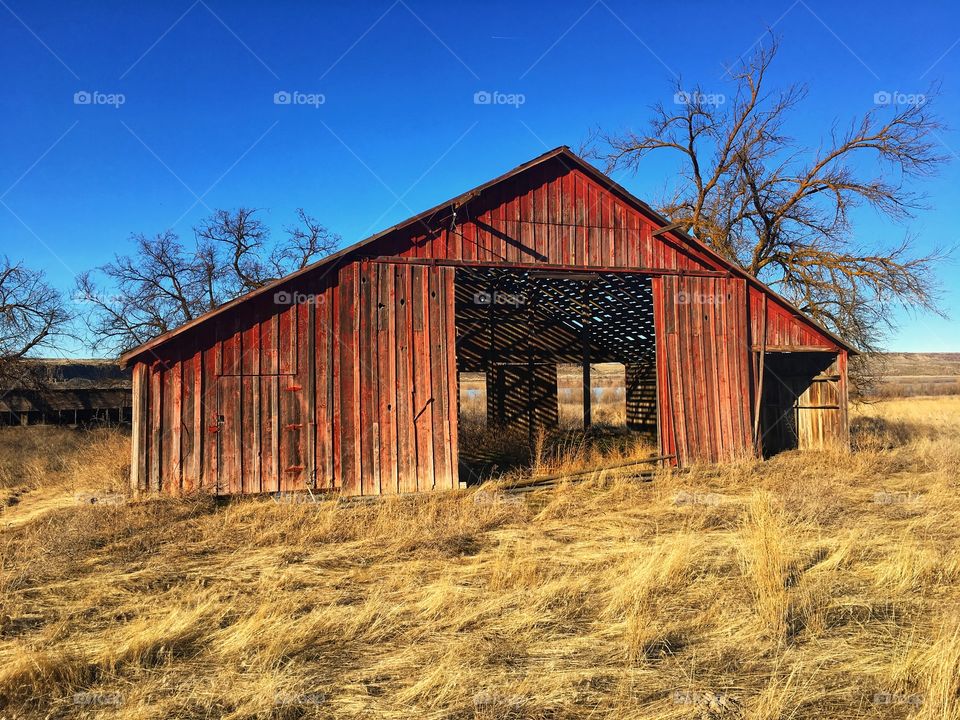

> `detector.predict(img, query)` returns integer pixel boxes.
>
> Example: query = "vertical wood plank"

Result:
[180,352,198,493]
[428,266,450,489]
[131,363,148,493]
[358,262,378,496]
[218,375,241,495]
[241,374,259,493]
[261,375,279,493]
[411,264,435,491]
[261,311,278,375]
[339,264,361,495]
[149,364,162,492]
[395,264,417,493]
[444,266,459,490]
[163,356,182,494]
[201,344,218,492]
[280,302,305,492]
[315,286,333,490]
[331,275,342,489]
[220,315,240,376]
[306,296,317,490]
[279,302,297,375]
[377,262,399,494]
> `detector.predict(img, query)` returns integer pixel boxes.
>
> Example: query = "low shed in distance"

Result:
[120,147,856,497]
[0,359,131,426]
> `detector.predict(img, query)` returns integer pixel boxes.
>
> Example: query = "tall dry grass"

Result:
[0,397,958,718]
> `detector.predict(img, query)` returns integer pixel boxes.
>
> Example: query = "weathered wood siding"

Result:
[131,262,458,497]
[128,153,851,496]
[362,160,723,272]
[749,285,839,351]
[354,260,458,494]
[131,276,334,495]
[654,275,753,464]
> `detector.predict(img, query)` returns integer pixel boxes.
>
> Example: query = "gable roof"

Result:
[120,146,855,366]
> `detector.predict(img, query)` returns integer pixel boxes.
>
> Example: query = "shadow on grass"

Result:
[850,414,939,451]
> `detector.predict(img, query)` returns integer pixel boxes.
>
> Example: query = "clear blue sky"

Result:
[1,0,958,354]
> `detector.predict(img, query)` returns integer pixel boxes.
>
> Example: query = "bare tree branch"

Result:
[599,37,950,350]
[0,257,72,388]
[77,209,340,353]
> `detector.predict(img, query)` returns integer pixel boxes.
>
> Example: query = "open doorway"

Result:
[453,267,659,482]
[758,351,845,456]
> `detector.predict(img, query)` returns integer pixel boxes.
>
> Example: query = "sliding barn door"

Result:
[214,297,309,495]
[344,261,458,496]
[654,275,752,464]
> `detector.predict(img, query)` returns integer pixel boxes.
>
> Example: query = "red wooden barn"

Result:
[120,147,856,496]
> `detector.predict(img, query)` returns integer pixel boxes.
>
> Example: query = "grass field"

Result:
[1,397,959,719]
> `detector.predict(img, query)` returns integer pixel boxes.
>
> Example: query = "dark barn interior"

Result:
[453,267,658,473]
[759,352,846,456]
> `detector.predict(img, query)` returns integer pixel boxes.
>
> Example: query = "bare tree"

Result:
[595,38,949,351]
[77,208,339,353]
[0,257,71,388]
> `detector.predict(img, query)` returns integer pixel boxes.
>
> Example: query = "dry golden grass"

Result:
[0,397,958,718]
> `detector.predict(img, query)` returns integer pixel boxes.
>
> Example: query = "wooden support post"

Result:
[526,356,535,450]
[581,284,591,429]
[582,347,591,429]
[526,281,534,451]
[752,295,768,454]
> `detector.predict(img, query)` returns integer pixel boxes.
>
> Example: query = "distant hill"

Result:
[868,352,960,397]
